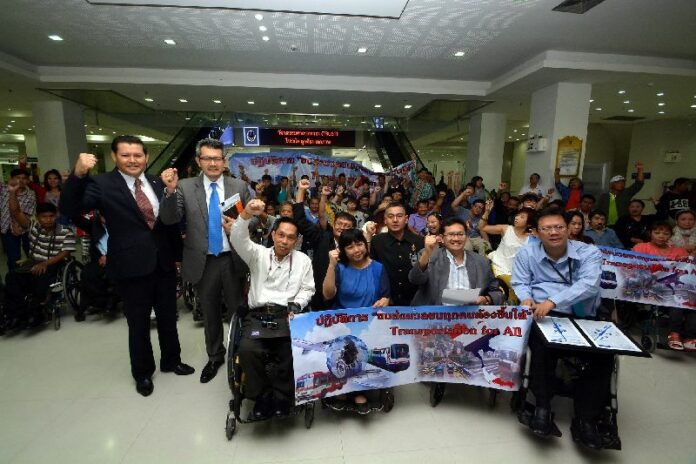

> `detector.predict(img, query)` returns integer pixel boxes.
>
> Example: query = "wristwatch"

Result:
[287,302,302,314]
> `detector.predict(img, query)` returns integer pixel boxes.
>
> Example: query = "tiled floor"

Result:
[1,306,695,464]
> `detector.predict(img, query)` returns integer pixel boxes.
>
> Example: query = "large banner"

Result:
[228,151,414,186]
[599,246,696,310]
[290,306,533,405]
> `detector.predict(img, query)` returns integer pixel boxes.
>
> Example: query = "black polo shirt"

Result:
[370,230,424,306]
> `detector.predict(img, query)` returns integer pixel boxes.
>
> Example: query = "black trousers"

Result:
[3,265,58,320]
[528,329,614,420]
[238,335,294,404]
[115,270,182,381]
[196,253,244,363]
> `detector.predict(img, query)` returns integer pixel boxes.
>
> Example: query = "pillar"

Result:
[466,112,506,187]
[32,100,86,172]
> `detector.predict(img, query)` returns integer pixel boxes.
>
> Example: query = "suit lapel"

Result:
[464,251,478,289]
[223,177,234,200]
[195,176,209,223]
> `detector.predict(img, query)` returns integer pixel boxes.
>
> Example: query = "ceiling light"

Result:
[247,101,255,105]
[589,99,594,103]
[658,111,665,114]
[280,101,287,106]
[658,102,665,106]
[254,13,263,20]
[618,90,626,94]
[595,107,602,111]
[164,39,176,45]
[178,98,188,103]
[508,136,512,139]
[357,47,367,53]
[262,36,269,41]
[374,104,382,108]
[185,117,191,120]
[627,109,635,113]
[691,104,696,108]
[144,97,154,102]
[343,103,351,108]
[48,35,63,41]
[213,99,222,104]
[656,92,664,96]
[513,129,517,133]
[312,102,319,107]
[10,120,15,123]
[454,51,465,57]
[259,25,267,32]
[404,104,413,109]
[623,100,630,104]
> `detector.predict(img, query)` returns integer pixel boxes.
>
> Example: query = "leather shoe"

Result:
[530,407,553,437]
[136,378,154,397]
[200,360,224,383]
[571,417,603,450]
[161,363,195,375]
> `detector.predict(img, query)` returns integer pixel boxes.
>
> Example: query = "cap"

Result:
[609,175,625,183]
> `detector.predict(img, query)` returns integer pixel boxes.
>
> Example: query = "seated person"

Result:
[408,199,431,236]
[227,199,315,418]
[670,209,695,256]
[585,210,624,248]
[409,218,503,306]
[511,208,614,450]
[322,228,390,412]
[3,197,75,330]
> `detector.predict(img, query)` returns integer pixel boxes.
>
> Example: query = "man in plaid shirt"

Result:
[0,168,36,273]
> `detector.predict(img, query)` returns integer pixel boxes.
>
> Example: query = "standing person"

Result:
[370,202,424,306]
[408,199,430,235]
[614,199,650,249]
[585,210,624,248]
[60,136,194,397]
[519,173,547,198]
[41,169,63,208]
[511,208,613,450]
[655,178,691,220]
[159,138,251,384]
[597,162,645,227]
[670,210,695,256]
[409,168,435,209]
[0,168,36,273]
[554,168,584,211]
[227,199,314,418]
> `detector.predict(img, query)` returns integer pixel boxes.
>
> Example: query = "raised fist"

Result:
[255,183,265,195]
[328,249,340,266]
[485,199,494,212]
[335,185,345,195]
[364,221,377,238]
[547,188,555,196]
[438,190,446,198]
[321,185,332,196]
[245,199,265,216]
[298,179,311,191]
[74,153,98,177]
[635,161,644,171]
[160,168,178,192]
[425,234,439,251]
[374,185,382,193]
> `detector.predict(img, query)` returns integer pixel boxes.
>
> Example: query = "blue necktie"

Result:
[208,183,222,256]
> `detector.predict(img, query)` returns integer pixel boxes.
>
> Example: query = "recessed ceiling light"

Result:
[185,117,191,120]
[656,92,664,96]
[454,51,465,57]
[658,102,665,106]
[312,102,319,107]
[343,103,351,108]
[10,120,15,123]
[513,129,517,133]
[374,104,382,108]
[48,35,63,41]
[595,107,602,111]
[280,101,287,106]
[255,13,263,20]
[508,136,512,139]
[247,101,255,105]
[623,100,630,104]
[357,47,368,54]
[262,36,269,41]
[627,109,635,113]
[404,104,413,109]
[589,99,594,103]
[691,104,696,108]
[164,39,176,45]
[178,98,188,103]
[658,111,665,114]
[212,99,222,104]
[144,97,154,102]
[618,90,626,94]
[259,25,267,32]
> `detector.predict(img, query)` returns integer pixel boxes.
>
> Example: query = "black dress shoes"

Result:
[571,417,603,450]
[200,360,224,384]
[530,407,554,437]
[161,363,195,375]
[136,378,154,397]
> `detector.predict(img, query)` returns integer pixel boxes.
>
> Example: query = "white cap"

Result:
[609,175,625,183]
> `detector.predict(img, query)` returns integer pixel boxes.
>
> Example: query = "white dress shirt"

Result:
[119,171,160,218]
[203,175,231,253]
[230,216,315,309]
[446,250,470,290]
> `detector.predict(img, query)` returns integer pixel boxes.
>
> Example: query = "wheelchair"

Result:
[181,281,203,322]
[224,307,315,440]
[512,346,622,450]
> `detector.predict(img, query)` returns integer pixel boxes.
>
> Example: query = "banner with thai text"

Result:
[228,151,414,186]
[290,305,533,405]
[599,246,696,310]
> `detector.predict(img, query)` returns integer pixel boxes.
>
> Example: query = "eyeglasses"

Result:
[444,232,466,238]
[199,156,225,163]
[538,225,567,233]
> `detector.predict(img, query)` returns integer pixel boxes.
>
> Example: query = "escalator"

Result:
[373,129,424,170]
[146,120,213,175]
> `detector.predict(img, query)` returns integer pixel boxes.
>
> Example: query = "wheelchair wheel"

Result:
[52,306,60,331]
[429,383,445,407]
[183,282,196,311]
[225,411,237,440]
[641,334,656,353]
[62,260,83,311]
[382,389,395,413]
[304,402,315,429]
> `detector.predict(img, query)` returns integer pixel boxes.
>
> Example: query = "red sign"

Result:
[260,128,356,147]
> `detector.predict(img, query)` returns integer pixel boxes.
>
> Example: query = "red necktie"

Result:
[134,178,156,229]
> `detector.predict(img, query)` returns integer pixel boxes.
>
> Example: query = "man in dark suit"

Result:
[61,135,194,397]
[159,138,251,383]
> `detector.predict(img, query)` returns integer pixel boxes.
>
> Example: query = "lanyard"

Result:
[548,258,573,286]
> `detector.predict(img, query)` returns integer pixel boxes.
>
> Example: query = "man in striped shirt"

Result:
[2,188,75,330]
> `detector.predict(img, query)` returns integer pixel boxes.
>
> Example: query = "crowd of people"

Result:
[0,135,694,451]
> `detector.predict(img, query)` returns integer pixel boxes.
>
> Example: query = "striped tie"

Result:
[134,178,156,229]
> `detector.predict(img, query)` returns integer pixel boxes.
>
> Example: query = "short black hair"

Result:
[338,228,369,264]
[673,177,690,188]
[581,193,596,202]
[261,174,272,181]
[36,202,58,215]
[471,176,483,183]
[520,192,539,202]
[416,199,429,207]
[648,220,673,236]
[629,199,645,208]
[111,135,147,155]
[472,198,486,206]
[589,209,606,220]
[10,168,30,178]
[338,173,346,178]
[537,207,566,223]
[195,137,224,157]
[334,212,358,227]
[272,216,299,235]
[675,209,695,221]
[516,207,538,230]
[385,202,407,215]
[530,172,541,180]
[442,217,468,232]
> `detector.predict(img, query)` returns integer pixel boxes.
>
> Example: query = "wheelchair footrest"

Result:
[517,401,562,438]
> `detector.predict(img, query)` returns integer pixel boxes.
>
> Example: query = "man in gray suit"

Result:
[409,217,503,306]
[160,138,251,383]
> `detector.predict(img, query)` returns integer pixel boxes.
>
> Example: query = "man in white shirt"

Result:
[227,198,314,418]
